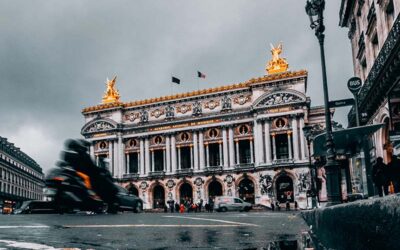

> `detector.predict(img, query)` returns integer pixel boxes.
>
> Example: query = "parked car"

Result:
[113,185,143,213]
[13,201,58,214]
[213,196,252,212]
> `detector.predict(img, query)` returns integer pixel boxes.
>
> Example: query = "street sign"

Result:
[347,77,362,93]
[329,98,355,108]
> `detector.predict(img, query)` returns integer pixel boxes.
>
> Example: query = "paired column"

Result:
[219,142,223,166]
[166,135,171,172]
[291,116,299,161]
[151,150,155,172]
[299,116,306,160]
[145,137,150,174]
[113,140,118,176]
[126,153,130,174]
[199,130,205,169]
[118,133,124,178]
[253,120,260,165]
[171,135,177,172]
[140,138,145,175]
[108,140,114,172]
[250,138,254,163]
[228,127,235,167]
[193,131,199,170]
[264,120,272,164]
[235,140,240,164]
[205,143,210,167]
[222,128,229,168]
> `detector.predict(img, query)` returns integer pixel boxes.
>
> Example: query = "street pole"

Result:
[306,0,342,205]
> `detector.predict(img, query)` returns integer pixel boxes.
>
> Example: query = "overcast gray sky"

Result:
[0,0,354,173]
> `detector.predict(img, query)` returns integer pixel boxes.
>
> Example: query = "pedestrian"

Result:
[179,203,185,213]
[286,201,290,211]
[174,202,180,213]
[205,203,209,212]
[275,201,280,211]
[372,157,389,196]
[388,154,400,193]
[271,202,275,211]
[164,203,168,213]
[294,201,298,211]
[199,199,203,212]
[168,200,175,213]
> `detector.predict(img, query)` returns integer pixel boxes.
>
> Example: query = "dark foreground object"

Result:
[302,194,400,250]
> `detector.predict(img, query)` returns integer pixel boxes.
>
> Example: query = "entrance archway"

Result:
[153,185,165,208]
[275,175,294,203]
[238,178,255,204]
[179,183,193,203]
[127,185,139,196]
[208,180,223,200]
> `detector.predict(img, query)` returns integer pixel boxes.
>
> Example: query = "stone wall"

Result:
[302,195,400,249]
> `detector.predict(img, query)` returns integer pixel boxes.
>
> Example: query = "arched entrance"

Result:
[238,178,255,204]
[179,183,193,203]
[127,185,139,196]
[208,180,223,200]
[153,185,165,208]
[275,175,294,203]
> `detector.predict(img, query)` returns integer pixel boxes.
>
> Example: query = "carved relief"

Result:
[179,132,191,142]
[272,118,288,129]
[259,173,273,195]
[165,105,175,119]
[234,95,251,105]
[166,179,176,189]
[192,101,202,116]
[125,139,138,148]
[221,95,232,110]
[259,93,303,107]
[177,104,192,114]
[204,100,220,110]
[194,177,204,187]
[96,141,109,151]
[85,121,115,133]
[207,128,220,139]
[124,112,139,122]
[298,172,311,193]
[140,110,149,123]
[153,135,164,145]
[151,109,165,118]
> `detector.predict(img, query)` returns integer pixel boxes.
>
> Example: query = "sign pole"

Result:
[347,77,363,127]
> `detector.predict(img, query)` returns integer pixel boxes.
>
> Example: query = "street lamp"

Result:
[302,125,318,209]
[305,0,342,204]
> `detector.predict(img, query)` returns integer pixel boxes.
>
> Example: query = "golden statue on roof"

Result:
[266,43,289,74]
[102,76,120,104]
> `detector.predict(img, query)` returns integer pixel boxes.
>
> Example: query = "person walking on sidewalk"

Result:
[388,154,400,193]
[372,157,389,197]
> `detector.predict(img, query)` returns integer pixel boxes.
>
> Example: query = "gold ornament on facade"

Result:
[102,76,121,104]
[266,43,289,74]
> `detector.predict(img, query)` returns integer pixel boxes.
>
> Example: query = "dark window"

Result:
[239,140,251,164]
[154,150,164,171]
[209,143,220,166]
[128,153,139,173]
[276,134,289,159]
[181,147,191,169]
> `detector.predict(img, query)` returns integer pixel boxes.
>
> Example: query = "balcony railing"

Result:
[234,163,255,170]
[272,158,294,165]
[205,166,223,173]
[148,171,166,178]
[122,173,140,180]
[176,168,194,175]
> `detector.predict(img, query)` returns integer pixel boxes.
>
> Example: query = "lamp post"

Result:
[302,125,318,209]
[305,0,342,204]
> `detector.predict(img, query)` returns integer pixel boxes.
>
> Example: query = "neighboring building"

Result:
[81,44,325,209]
[339,0,400,162]
[0,137,45,213]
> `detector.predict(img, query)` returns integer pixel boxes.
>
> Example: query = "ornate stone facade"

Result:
[81,53,325,210]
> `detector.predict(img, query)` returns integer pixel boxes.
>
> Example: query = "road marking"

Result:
[0,226,50,229]
[63,224,242,228]
[163,215,259,227]
[0,240,58,250]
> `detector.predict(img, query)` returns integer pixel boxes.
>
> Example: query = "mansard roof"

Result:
[82,70,307,114]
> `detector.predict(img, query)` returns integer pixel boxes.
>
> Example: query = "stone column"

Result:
[206,143,210,167]
[193,131,199,170]
[222,128,229,168]
[250,138,254,163]
[292,116,299,161]
[299,116,306,160]
[140,138,145,175]
[190,145,194,169]
[219,142,223,166]
[166,135,171,172]
[287,132,293,160]
[113,140,118,177]
[151,150,155,172]
[199,130,205,170]
[253,120,260,165]
[126,153,130,174]
[264,120,272,164]
[163,149,166,171]
[118,134,124,178]
[108,140,113,172]
[235,140,240,164]
[137,152,140,173]
[228,127,235,168]
[178,146,181,170]
[145,137,150,175]
[90,143,95,159]
[272,133,277,161]
[171,135,177,172]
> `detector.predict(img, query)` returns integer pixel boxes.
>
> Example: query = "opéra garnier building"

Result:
[81,44,325,209]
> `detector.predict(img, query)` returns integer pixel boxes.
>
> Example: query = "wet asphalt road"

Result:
[0,211,309,249]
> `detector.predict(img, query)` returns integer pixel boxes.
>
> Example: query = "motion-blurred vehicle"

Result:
[213,196,252,212]
[13,200,58,214]
[114,185,143,213]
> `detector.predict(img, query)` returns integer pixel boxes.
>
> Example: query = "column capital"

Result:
[287,131,292,136]
[271,132,276,137]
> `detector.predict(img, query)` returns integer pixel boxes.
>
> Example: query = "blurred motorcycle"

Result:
[45,139,119,213]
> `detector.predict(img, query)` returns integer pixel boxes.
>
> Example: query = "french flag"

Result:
[197,71,206,79]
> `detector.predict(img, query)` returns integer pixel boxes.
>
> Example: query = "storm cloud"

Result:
[0,0,353,173]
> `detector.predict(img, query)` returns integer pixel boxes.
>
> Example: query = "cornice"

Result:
[82,70,308,114]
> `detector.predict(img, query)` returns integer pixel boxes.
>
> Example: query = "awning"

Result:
[312,123,383,157]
